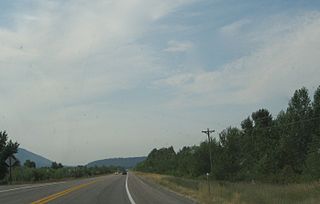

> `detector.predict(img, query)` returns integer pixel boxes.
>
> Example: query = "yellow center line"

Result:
[31,179,100,204]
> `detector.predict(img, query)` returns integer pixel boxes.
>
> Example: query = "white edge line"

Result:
[125,173,137,204]
[0,181,67,193]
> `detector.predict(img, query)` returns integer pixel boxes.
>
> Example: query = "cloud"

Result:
[0,0,195,111]
[0,0,195,164]
[220,19,251,36]
[157,12,320,108]
[164,40,193,52]
[155,73,194,87]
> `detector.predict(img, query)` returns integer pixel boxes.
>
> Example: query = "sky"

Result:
[1,0,320,165]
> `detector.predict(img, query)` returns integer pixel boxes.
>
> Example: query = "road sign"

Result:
[5,156,17,167]
[5,156,17,184]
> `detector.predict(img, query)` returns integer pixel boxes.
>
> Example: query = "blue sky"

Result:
[1,0,320,165]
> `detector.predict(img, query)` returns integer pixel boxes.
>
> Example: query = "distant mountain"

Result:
[87,157,146,168]
[15,148,52,168]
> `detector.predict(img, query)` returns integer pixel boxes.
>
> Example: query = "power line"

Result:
[250,115,320,131]
[225,115,320,132]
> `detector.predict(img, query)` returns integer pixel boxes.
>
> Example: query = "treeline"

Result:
[9,159,119,183]
[0,131,120,184]
[136,86,320,183]
[2,159,120,184]
[9,165,118,183]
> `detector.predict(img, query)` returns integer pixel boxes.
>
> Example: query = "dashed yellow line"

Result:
[31,179,99,204]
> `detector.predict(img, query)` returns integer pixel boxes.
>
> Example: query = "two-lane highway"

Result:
[0,172,195,204]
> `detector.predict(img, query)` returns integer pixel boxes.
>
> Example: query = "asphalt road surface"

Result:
[0,172,195,204]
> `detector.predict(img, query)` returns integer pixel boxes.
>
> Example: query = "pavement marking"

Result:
[31,179,99,204]
[126,173,137,204]
[0,181,67,193]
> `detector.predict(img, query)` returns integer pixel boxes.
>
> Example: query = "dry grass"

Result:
[135,172,320,204]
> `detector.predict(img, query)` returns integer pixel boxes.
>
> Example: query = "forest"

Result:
[136,86,320,183]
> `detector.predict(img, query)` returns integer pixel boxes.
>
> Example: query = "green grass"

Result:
[136,172,320,204]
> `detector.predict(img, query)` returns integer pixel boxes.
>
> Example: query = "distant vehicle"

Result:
[122,171,127,175]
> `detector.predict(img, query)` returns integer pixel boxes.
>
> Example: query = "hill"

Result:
[87,157,146,168]
[15,148,52,168]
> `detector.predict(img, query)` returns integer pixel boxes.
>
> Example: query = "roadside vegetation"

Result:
[137,172,320,204]
[135,85,320,202]
[0,131,19,183]
[7,165,118,184]
[0,131,119,184]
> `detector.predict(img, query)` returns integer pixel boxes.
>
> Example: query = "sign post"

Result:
[5,156,17,184]
[206,172,210,194]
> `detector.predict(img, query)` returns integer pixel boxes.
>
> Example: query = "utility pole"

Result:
[202,128,215,174]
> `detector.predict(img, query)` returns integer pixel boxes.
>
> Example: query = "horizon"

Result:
[17,147,147,166]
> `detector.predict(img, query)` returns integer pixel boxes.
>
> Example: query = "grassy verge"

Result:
[135,172,320,204]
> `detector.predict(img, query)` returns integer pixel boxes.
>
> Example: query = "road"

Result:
[0,172,195,204]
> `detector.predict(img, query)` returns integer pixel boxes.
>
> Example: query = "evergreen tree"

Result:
[285,87,313,173]
[0,131,19,180]
[304,86,320,179]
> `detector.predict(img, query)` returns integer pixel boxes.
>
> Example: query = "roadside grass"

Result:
[135,172,320,204]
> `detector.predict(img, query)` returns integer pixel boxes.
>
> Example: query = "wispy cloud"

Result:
[157,12,320,108]
[0,0,195,110]
[164,40,193,52]
[220,19,251,36]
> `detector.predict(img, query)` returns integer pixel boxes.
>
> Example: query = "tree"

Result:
[241,117,253,134]
[135,147,177,174]
[0,131,19,180]
[175,146,200,177]
[312,86,320,132]
[251,109,273,128]
[285,87,313,173]
[195,141,213,176]
[215,127,242,181]
[58,163,64,168]
[24,160,36,168]
[51,162,63,169]
[240,117,256,180]
[303,128,320,179]
[251,109,274,166]
[303,86,320,179]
